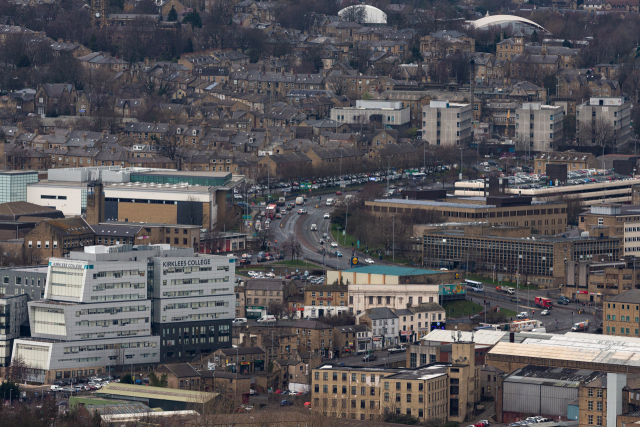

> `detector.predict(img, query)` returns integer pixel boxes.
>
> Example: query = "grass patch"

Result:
[329,224,418,266]
[443,300,483,318]
[499,308,517,317]
[464,273,541,292]
[272,259,315,267]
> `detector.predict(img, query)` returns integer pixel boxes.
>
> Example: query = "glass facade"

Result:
[130,173,232,187]
[0,172,38,204]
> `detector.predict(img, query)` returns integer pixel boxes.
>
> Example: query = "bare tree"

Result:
[178,195,204,226]
[281,234,301,260]
[340,4,367,23]
[578,117,617,162]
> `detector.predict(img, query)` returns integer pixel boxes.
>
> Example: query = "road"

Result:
[271,193,395,271]
[321,350,407,367]
[464,286,599,333]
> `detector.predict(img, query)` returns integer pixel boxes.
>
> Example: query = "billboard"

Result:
[439,283,466,296]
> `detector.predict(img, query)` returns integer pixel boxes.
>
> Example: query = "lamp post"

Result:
[392,215,395,262]
[459,147,463,181]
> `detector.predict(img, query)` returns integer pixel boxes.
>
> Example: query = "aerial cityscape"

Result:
[0,0,639,425]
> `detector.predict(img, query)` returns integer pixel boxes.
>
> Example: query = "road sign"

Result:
[357,240,360,248]
[242,215,251,220]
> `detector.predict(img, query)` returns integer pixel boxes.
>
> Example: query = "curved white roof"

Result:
[470,14,547,32]
[338,4,387,24]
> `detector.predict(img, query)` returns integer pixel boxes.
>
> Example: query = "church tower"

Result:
[91,0,107,27]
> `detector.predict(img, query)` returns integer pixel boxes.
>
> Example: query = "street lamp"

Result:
[392,215,395,262]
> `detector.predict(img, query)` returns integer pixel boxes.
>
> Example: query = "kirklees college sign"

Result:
[162,258,211,268]
[49,261,88,269]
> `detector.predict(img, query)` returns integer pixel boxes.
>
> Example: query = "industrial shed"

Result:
[501,365,605,423]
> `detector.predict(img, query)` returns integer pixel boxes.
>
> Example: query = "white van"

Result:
[326,198,334,206]
[51,385,63,391]
[257,315,276,323]
[232,318,247,325]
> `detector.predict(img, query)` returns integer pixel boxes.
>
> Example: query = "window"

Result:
[597,389,603,398]
[588,401,593,411]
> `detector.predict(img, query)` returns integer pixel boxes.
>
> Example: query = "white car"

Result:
[330,242,338,248]
[324,213,330,219]
[265,272,275,278]
[541,309,551,316]
[364,258,374,264]
[247,271,258,277]
[234,194,243,199]
[310,224,317,231]
[516,312,529,319]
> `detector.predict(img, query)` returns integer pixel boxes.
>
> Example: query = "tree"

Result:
[268,300,287,319]
[425,418,446,427]
[341,4,367,23]
[9,355,30,382]
[88,33,98,51]
[120,373,135,384]
[177,195,203,226]
[578,117,617,161]
[183,10,202,28]
[149,372,167,387]
[281,234,301,260]
[0,380,19,398]
[167,5,178,21]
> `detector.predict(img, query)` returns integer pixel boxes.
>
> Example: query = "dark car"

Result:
[363,354,377,362]
[240,259,251,266]
[280,400,294,406]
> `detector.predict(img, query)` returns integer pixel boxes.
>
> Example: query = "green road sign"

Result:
[242,215,251,220]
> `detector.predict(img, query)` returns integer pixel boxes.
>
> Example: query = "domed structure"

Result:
[338,4,387,24]
[469,14,548,33]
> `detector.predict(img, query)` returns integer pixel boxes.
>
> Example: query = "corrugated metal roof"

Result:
[97,383,217,403]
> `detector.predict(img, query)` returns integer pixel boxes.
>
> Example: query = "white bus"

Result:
[464,279,484,292]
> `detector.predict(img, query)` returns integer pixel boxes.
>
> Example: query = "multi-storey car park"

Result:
[11,243,234,383]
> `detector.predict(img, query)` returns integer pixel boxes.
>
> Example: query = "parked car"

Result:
[250,389,259,395]
[280,400,294,406]
[363,354,377,362]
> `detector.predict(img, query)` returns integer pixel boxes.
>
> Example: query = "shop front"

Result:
[357,337,372,352]
[400,330,413,343]
[372,336,383,349]
[239,361,251,374]
[246,306,265,319]
[417,327,430,340]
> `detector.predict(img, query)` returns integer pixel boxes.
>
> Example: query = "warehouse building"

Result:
[500,365,606,423]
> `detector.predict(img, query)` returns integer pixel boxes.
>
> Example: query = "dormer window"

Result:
[177,128,181,134]
[192,130,197,136]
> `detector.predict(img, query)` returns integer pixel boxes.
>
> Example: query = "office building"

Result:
[421,100,472,146]
[421,223,621,287]
[0,294,27,367]
[515,103,564,152]
[11,243,234,383]
[365,197,567,236]
[310,341,479,423]
[455,176,640,205]
[0,171,38,204]
[577,97,631,150]
[330,100,410,127]
[0,266,48,301]
[563,258,640,303]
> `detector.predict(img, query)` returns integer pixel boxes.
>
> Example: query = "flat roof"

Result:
[489,333,640,367]
[98,383,217,403]
[341,265,439,276]
[371,199,497,209]
[422,329,554,345]
[132,171,230,178]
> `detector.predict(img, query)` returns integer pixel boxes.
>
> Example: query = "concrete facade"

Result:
[516,103,564,152]
[421,100,473,147]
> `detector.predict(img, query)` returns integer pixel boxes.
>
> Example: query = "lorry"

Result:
[496,285,515,295]
[534,296,553,309]
[571,320,589,332]
[388,345,406,354]
[295,196,304,205]
[266,204,277,220]
[510,319,544,332]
